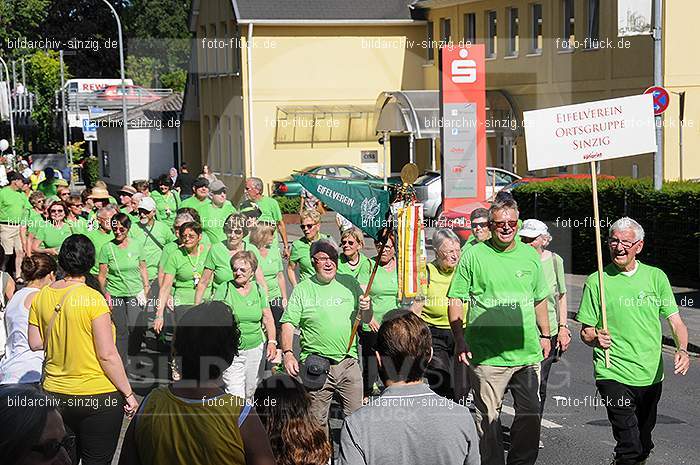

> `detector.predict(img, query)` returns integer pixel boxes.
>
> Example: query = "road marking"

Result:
[501,405,563,429]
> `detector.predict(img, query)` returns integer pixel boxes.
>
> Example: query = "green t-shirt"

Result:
[447,240,550,366]
[203,241,259,300]
[98,239,146,297]
[163,243,212,306]
[0,187,29,223]
[422,261,466,329]
[37,179,58,198]
[461,235,478,252]
[214,282,268,350]
[22,208,45,235]
[36,222,73,250]
[255,196,282,224]
[541,253,567,336]
[66,217,89,234]
[202,201,236,244]
[281,274,363,362]
[575,262,678,387]
[159,241,180,269]
[290,233,331,282]
[337,253,372,285]
[250,244,283,300]
[180,196,211,218]
[134,221,176,280]
[366,263,399,331]
[151,190,180,224]
[85,229,115,275]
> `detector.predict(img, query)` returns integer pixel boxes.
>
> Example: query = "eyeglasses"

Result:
[31,435,75,461]
[312,256,336,265]
[341,240,356,246]
[49,209,65,214]
[608,238,640,250]
[182,233,199,240]
[471,221,488,229]
[491,220,518,230]
[233,266,251,273]
[300,223,316,230]
[113,226,128,233]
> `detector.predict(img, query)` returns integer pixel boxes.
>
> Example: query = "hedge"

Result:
[274,196,301,214]
[512,178,700,286]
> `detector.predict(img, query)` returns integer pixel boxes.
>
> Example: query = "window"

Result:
[440,18,451,44]
[426,21,434,62]
[531,3,543,53]
[562,0,575,48]
[210,24,218,74]
[507,8,519,56]
[486,11,497,57]
[464,13,476,44]
[586,0,600,47]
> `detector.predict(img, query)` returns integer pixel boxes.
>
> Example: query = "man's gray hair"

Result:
[100,204,118,215]
[488,199,519,222]
[248,177,264,193]
[610,217,645,241]
[432,228,460,252]
[175,212,195,226]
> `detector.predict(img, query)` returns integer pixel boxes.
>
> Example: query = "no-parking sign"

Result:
[644,86,670,116]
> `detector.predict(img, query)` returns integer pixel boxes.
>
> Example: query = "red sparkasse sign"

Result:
[439,44,486,211]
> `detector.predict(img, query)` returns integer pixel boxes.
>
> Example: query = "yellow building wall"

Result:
[663,4,700,181]
[240,25,426,191]
[421,0,654,178]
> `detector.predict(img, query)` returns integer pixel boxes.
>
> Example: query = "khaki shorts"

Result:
[0,224,23,255]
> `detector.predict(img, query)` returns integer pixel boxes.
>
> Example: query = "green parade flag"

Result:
[293,174,390,240]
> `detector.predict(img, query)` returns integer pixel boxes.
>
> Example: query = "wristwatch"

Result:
[539,334,551,339]
[282,349,294,355]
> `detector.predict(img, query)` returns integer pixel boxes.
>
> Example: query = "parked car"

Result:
[93,85,161,103]
[272,164,401,196]
[415,167,521,218]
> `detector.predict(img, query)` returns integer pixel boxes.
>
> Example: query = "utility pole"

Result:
[653,0,663,191]
[60,51,69,167]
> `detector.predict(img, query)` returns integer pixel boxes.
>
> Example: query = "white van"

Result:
[63,78,134,94]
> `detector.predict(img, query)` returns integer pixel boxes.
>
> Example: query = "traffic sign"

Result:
[644,86,670,116]
[82,119,98,141]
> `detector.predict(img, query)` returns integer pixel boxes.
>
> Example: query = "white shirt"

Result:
[0,286,44,385]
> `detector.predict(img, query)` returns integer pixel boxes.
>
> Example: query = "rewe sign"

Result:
[524,94,657,170]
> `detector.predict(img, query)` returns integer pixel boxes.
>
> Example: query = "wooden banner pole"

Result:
[590,161,611,368]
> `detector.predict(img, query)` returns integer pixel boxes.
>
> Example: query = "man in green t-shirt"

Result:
[462,207,490,251]
[202,180,236,244]
[280,240,371,430]
[576,217,690,465]
[244,177,289,258]
[0,172,31,275]
[135,197,176,304]
[447,198,551,465]
[180,177,211,217]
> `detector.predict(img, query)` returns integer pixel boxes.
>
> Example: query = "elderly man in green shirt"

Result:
[281,240,371,431]
[447,198,551,465]
[0,172,31,277]
[245,177,289,259]
[577,217,690,465]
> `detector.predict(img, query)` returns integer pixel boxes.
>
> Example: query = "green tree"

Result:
[25,50,68,150]
[126,55,159,87]
[160,69,187,92]
[0,0,51,59]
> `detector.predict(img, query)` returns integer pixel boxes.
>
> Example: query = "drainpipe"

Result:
[246,23,255,177]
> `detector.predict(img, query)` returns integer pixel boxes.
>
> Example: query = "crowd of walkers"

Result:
[0,160,692,465]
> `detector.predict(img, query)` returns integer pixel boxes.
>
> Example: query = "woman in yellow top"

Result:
[28,234,138,465]
[118,301,276,465]
[415,228,466,400]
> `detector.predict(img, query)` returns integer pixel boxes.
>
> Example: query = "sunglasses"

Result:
[138,209,151,215]
[341,240,356,245]
[113,226,128,233]
[300,224,316,230]
[491,220,518,229]
[49,209,65,214]
[471,221,488,229]
[31,435,75,461]
[312,256,336,264]
[229,228,244,235]
[233,266,251,272]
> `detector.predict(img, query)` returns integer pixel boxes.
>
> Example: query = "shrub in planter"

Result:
[274,195,301,214]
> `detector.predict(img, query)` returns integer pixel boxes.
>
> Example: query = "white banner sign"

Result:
[618,0,652,37]
[524,94,657,171]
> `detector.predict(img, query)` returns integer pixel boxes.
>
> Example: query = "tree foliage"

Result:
[0,0,51,59]
[25,50,68,150]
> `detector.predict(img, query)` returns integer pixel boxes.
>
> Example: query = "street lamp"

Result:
[0,56,17,162]
[100,0,129,183]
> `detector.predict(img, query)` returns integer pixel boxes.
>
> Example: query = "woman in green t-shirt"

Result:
[151,175,180,224]
[32,200,72,257]
[97,213,150,366]
[215,251,276,400]
[337,227,372,284]
[155,222,211,334]
[247,223,286,350]
[21,191,46,258]
[361,232,400,400]
[194,214,266,304]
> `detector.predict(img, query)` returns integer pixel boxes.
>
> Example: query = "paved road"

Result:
[113,215,699,464]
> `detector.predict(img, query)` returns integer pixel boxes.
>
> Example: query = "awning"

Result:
[374,89,523,138]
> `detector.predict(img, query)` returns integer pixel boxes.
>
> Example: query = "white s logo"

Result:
[451,48,477,84]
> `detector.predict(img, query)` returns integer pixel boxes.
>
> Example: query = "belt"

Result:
[0,221,20,226]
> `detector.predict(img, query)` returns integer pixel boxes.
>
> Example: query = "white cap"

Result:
[138,196,157,212]
[518,219,548,238]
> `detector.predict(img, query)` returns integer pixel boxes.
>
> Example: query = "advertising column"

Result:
[439,45,486,211]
